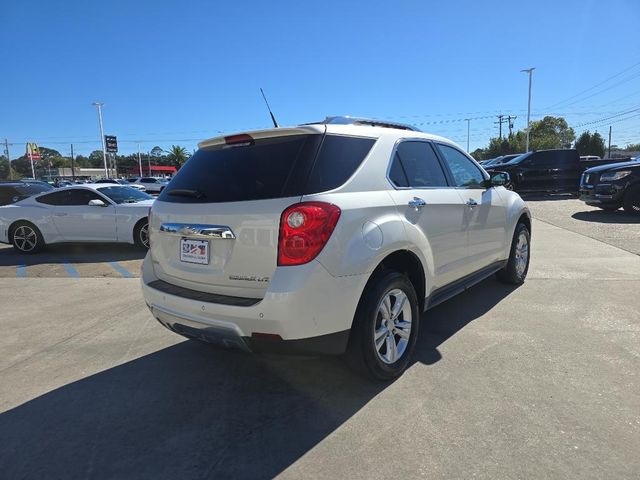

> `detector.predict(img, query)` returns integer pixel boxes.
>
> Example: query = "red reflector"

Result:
[251,332,283,341]
[224,134,254,146]
[278,202,341,266]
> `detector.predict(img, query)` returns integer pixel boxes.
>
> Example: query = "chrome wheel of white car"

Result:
[135,221,150,249]
[497,222,530,285]
[374,289,412,364]
[12,222,44,254]
[514,231,529,278]
[348,270,419,381]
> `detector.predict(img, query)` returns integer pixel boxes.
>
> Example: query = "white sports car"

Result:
[0,184,154,253]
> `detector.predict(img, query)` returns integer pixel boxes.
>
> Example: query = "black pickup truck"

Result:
[484,149,624,193]
[579,160,640,214]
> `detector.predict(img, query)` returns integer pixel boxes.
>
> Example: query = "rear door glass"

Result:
[390,141,449,188]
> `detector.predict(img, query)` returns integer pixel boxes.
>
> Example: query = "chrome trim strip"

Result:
[159,223,236,239]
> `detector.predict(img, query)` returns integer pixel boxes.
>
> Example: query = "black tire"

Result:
[622,185,640,215]
[346,271,419,381]
[134,219,150,249]
[10,221,44,254]
[505,181,516,192]
[597,205,620,212]
[497,222,530,285]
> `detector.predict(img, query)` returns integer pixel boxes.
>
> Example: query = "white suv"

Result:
[142,117,531,379]
[135,177,168,193]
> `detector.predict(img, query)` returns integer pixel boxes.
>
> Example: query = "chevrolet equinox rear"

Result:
[142,117,532,379]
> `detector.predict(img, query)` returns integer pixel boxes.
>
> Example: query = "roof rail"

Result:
[302,116,421,132]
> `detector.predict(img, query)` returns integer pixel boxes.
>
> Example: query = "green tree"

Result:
[588,132,606,158]
[166,145,189,167]
[574,131,605,158]
[528,116,575,150]
[0,156,10,180]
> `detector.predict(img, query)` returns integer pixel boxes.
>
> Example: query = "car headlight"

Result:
[599,170,632,181]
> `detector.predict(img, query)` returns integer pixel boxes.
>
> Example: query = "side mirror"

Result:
[88,199,107,207]
[490,171,510,187]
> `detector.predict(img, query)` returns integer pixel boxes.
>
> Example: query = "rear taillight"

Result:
[278,202,341,266]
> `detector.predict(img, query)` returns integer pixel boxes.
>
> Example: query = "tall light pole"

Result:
[465,118,471,152]
[521,68,535,152]
[137,143,143,177]
[92,102,109,177]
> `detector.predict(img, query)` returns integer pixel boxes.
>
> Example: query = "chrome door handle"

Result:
[408,197,426,210]
[466,199,478,207]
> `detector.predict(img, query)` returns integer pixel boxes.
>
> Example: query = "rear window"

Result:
[159,134,375,203]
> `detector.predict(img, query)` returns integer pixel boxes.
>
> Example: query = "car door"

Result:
[435,143,508,274]
[385,140,469,288]
[50,188,117,241]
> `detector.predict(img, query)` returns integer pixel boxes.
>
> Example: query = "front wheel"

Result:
[11,221,45,254]
[497,222,530,285]
[346,271,419,381]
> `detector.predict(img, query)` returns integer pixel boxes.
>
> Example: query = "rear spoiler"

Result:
[198,126,324,149]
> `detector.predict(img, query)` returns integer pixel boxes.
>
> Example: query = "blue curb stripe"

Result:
[16,265,27,277]
[109,262,133,278]
[63,263,80,278]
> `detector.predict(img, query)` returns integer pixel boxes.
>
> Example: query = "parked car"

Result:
[19,179,55,191]
[134,177,169,193]
[54,179,74,188]
[579,159,640,214]
[141,116,532,380]
[0,184,154,253]
[95,178,147,192]
[484,149,621,193]
[580,155,601,162]
[0,182,53,206]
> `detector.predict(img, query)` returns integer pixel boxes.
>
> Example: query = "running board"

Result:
[424,260,507,311]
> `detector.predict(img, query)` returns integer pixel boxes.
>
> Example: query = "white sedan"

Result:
[0,184,153,253]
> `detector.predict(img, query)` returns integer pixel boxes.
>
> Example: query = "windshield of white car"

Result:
[97,186,153,204]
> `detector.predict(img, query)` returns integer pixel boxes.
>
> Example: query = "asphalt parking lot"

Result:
[0,198,639,479]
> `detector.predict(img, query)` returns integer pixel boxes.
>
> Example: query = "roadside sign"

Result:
[105,135,118,153]
[26,143,41,160]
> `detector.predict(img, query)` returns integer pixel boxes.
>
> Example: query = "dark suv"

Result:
[579,160,640,214]
[0,182,53,206]
[484,149,619,193]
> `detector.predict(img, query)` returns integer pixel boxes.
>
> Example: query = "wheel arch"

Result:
[363,249,427,312]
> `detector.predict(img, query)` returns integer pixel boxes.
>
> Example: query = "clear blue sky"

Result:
[2,0,639,158]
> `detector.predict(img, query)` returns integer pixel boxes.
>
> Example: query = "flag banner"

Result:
[26,143,41,160]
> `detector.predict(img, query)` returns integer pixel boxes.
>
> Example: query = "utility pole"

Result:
[137,144,143,177]
[147,151,151,176]
[495,114,506,139]
[507,115,517,136]
[521,67,535,152]
[608,126,612,158]
[70,144,75,180]
[465,119,471,152]
[4,139,12,180]
[92,102,108,178]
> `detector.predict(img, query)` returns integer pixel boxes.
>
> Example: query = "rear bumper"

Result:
[141,254,368,355]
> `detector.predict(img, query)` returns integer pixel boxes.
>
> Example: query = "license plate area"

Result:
[180,238,209,265]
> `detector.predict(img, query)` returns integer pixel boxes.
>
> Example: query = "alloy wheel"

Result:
[373,289,412,364]
[140,223,149,248]
[515,231,529,278]
[13,225,38,252]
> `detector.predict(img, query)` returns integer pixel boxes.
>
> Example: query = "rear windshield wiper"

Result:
[166,188,205,199]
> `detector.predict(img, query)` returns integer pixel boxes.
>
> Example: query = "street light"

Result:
[521,68,535,152]
[92,102,109,177]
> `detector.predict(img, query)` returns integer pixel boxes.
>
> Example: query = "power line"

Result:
[545,60,640,109]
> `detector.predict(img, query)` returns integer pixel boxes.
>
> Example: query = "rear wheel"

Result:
[346,271,419,381]
[134,219,149,249]
[623,185,640,215]
[497,222,530,285]
[11,221,44,254]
